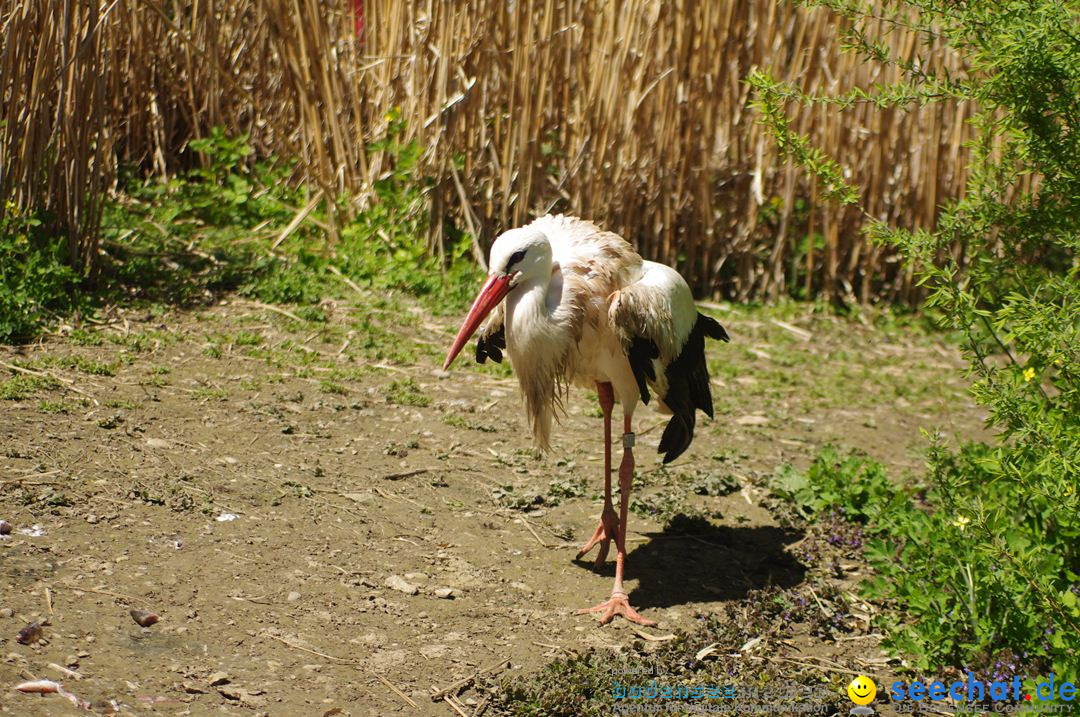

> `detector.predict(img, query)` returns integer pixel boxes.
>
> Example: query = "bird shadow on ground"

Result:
[574,514,807,610]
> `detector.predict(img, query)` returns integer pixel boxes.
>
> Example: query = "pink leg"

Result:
[576,383,618,570]
[578,413,657,626]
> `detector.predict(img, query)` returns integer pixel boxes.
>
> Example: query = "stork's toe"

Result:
[577,592,657,626]
[575,522,610,568]
[576,512,619,570]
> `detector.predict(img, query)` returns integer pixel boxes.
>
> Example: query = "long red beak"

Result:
[443,273,511,370]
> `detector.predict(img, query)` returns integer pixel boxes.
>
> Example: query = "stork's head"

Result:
[443,227,551,370]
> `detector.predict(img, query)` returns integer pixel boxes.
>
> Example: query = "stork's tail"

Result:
[657,313,729,463]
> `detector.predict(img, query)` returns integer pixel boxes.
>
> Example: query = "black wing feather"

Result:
[475,324,505,364]
[656,312,730,463]
[628,336,659,404]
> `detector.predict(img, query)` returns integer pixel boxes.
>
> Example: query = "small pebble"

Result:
[0,607,13,618]
[286,591,302,603]
[207,671,230,687]
[385,575,419,595]
[0,520,11,535]
[16,622,42,645]
[130,609,160,627]
[433,588,455,599]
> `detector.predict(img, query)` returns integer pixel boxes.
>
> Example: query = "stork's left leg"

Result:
[576,382,619,570]
[578,414,657,626]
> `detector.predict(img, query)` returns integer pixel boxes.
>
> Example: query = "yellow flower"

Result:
[953,515,971,531]
[1023,367,1036,382]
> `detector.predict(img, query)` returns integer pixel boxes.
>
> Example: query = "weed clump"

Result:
[385,378,429,407]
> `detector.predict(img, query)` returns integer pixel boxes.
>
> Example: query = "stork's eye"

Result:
[506,249,527,271]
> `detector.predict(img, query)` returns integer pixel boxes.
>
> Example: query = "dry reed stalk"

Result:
[1,0,978,303]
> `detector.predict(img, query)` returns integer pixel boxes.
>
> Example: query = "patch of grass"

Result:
[232,330,263,346]
[5,123,490,348]
[191,386,230,401]
[145,374,169,388]
[319,379,347,395]
[64,356,117,376]
[69,328,104,346]
[108,329,179,353]
[38,399,76,414]
[384,378,429,407]
[441,413,496,432]
[0,374,61,400]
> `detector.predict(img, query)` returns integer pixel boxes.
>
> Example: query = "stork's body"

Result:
[444,215,728,625]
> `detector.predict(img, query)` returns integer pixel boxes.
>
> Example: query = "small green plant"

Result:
[191,386,230,402]
[691,472,741,497]
[38,399,74,414]
[492,477,590,511]
[385,378,429,407]
[441,413,496,432]
[0,206,84,343]
[0,374,60,400]
[770,446,897,523]
[319,379,347,396]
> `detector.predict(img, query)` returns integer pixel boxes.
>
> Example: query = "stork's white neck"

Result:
[505,275,552,345]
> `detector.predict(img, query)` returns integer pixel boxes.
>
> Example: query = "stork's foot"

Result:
[577,591,657,626]
[575,511,619,570]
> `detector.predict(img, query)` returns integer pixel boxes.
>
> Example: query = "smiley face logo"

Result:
[847,675,877,705]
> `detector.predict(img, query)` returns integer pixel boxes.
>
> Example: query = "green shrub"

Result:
[0,207,83,343]
[336,115,482,313]
[752,0,1080,680]
[7,119,484,340]
[770,446,898,523]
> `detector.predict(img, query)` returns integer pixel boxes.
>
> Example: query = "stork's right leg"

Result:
[576,382,618,570]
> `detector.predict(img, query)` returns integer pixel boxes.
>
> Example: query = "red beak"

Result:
[443,273,512,370]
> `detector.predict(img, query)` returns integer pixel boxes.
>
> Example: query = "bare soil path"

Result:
[0,296,986,715]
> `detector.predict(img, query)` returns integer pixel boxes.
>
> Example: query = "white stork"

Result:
[443,215,729,625]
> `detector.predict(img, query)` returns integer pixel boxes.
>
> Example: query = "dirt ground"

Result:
[0,296,988,715]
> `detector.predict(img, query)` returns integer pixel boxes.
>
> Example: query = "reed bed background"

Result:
[1,0,975,302]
